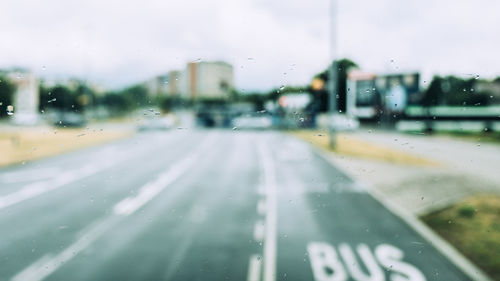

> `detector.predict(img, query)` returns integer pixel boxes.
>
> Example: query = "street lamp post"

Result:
[328,0,338,149]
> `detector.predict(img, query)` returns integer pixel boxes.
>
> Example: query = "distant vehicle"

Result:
[137,116,175,131]
[232,114,272,130]
[53,112,87,127]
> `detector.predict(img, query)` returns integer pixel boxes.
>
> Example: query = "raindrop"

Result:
[368,129,372,133]
[232,126,238,130]
[48,98,57,103]
[475,74,480,80]
[299,117,305,122]
[6,105,14,115]
[279,85,285,91]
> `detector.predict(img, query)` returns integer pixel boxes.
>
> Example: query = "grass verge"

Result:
[292,129,440,167]
[422,195,500,280]
[0,127,132,167]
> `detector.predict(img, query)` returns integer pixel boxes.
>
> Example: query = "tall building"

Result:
[180,61,233,100]
[6,69,39,124]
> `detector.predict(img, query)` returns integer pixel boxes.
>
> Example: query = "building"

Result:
[179,61,233,100]
[144,70,183,98]
[6,69,39,125]
[346,71,420,120]
[144,74,169,98]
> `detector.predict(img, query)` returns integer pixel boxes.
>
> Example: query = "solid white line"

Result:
[11,218,112,281]
[257,198,266,215]
[0,167,61,184]
[113,134,216,216]
[11,133,218,281]
[247,255,262,281]
[258,142,277,281]
[0,163,107,210]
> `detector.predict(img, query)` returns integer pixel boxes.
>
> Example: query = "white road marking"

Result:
[258,142,278,281]
[0,167,61,184]
[253,220,265,242]
[0,161,115,210]
[257,198,266,215]
[11,217,113,281]
[247,255,262,281]
[113,134,216,216]
[11,134,217,281]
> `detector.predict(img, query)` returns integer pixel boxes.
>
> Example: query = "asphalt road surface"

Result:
[0,130,472,281]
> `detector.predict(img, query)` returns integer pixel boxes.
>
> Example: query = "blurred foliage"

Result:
[39,81,95,112]
[96,84,148,116]
[0,75,15,118]
[308,58,358,113]
[422,76,493,107]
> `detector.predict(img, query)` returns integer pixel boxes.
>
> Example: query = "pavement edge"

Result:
[300,138,493,281]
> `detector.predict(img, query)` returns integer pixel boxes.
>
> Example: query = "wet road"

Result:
[0,130,472,280]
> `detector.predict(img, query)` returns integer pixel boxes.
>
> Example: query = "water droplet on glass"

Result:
[48,98,56,103]
[475,74,480,80]
[299,117,305,122]
[232,126,237,130]
[279,85,285,91]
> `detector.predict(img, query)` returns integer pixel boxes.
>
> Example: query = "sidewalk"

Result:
[296,129,500,215]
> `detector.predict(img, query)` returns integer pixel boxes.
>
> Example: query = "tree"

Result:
[308,58,358,113]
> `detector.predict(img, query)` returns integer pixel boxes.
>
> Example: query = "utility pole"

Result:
[328,0,338,148]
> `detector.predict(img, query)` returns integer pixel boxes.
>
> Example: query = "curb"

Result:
[303,140,492,281]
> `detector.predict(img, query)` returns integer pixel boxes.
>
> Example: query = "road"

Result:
[0,129,472,281]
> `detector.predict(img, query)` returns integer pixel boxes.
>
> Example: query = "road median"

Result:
[0,126,133,167]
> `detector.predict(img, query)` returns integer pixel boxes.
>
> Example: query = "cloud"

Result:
[0,0,499,91]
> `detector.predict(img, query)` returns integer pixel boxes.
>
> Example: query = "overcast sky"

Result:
[1,0,499,91]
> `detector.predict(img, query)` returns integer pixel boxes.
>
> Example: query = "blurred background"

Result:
[1,0,500,280]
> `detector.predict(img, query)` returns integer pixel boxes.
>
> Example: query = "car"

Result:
[52,112,87,127]
[232,114,273,130]
[137,115,175,131]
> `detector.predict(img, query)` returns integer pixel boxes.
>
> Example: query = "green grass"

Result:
[421,195,500,280]
[435,131,500,144]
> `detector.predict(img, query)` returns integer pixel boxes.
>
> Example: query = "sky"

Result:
[1,0,499,91]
